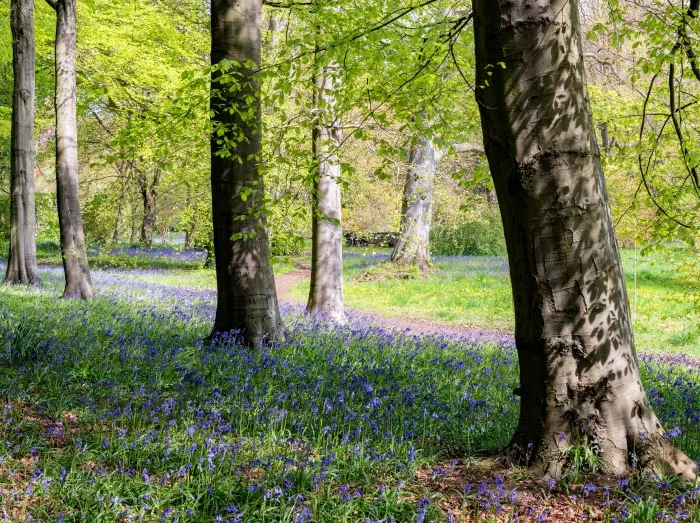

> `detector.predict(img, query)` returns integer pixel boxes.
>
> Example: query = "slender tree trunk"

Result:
[391,136,443,270]
[129,194,139,245]
[473,0,696,479]
[306,65,344,322]
[210,0,284,345]
[138,168,158,248]
[5,0,40,285]
[52,0,92,299]
[112,177,125,245]
[184,182,196,249]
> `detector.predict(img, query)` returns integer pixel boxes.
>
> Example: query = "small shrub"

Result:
[430,213,506,256]
[270,231,304,256]
[353,260,425,282]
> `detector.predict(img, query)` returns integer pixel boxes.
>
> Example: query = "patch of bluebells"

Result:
[0,262,698,522]
[107,245,207,262]
[0,263,518,521]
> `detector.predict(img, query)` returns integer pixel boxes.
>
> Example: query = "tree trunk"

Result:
[5,0,40,285]
[53,0,92,299]
[306,65,344,322]
[112,184,124,244]
[185,222,196,250]
[473,0,696,480]
[138,168,158,248]
[210,0,285,346]
[184,182,195,249]
[391,136,443,270]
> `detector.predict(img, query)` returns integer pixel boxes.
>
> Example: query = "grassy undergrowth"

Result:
[290,248,700,357]
[1,265,699,521]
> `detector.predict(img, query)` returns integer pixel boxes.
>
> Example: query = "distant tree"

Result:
[210,0,285,345]
[6,0,40,285]
[306,58,344,322]
[391,135,443,270]
[136,165,159,248]
[474,0,696,479]
[46,0,92,298]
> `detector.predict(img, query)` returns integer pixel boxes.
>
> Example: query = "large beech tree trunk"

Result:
[473,0,696,479]
[210,0,284,345]
[391,136,443,270]
[52,0,93,299]
[306,66,344,322]
[6,0,40,285]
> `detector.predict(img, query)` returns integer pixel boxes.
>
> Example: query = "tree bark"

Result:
[306,65,344,322]
[137,168,158,248]
[210,0,285,346]
[53,0,92,299]
[5,0,40,285]
[391,136,443,270]
[184,182,196,249]
[473,0,696,480]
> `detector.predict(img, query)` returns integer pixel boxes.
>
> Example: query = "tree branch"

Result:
[44,0,57,10]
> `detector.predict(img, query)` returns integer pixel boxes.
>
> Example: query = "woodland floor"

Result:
[1,254,698,521]
[274,264,514,345]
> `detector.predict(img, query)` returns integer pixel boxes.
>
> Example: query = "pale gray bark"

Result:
[6,0,40,285]
[52,0,93,299]
[474,0,696,479]
[210,0,285,345]
[391,136,443,270]
[306,66,344,322]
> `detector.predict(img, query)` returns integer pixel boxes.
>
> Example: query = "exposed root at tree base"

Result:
[500,437,697,483]
[408,455,700,522]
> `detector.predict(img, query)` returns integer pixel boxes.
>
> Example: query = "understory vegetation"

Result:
[1,251,699,522]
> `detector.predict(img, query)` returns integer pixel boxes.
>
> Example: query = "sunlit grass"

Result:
[288,247,700,357]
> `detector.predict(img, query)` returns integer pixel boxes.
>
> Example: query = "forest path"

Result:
[274,264,514,344]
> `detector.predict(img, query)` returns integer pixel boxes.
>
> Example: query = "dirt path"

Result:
[275,265,514,344]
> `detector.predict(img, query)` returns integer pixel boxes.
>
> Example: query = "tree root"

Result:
[499,437,698,482]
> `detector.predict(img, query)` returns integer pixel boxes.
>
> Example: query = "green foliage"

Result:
[430,213,506,256]
[1,319,41,366]
[0,193,59,244]
[270,230,304,257]
[559,441,606,485]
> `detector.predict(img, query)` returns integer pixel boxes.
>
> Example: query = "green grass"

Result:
[288,247,700,357]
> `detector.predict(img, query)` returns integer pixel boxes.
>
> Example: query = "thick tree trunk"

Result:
[391,136,443,270]
[306,67,344,322]
[210,0,284,345]
[53,0,92,299]
[473,0,696,480]
[5,0,40,285]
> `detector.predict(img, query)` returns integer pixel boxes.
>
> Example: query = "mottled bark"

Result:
[391,137,443,270]
[473,0,696,480]
[6,0,40,285]
[210,0,284,345]
[306,66,344,322]
[52,0,92,299]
